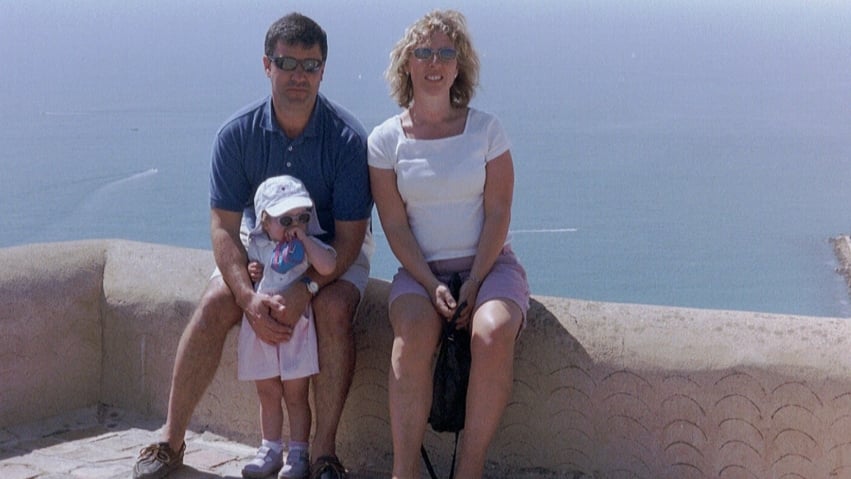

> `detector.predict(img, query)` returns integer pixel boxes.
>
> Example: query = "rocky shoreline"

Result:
[832,234,851,297]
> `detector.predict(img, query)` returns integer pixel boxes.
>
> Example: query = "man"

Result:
[133,12,372,479]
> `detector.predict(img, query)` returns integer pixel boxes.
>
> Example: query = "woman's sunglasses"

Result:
[412,47,457,62]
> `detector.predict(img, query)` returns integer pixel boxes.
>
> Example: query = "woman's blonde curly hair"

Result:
[385,10,480,109]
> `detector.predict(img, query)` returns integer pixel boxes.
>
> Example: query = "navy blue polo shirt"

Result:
[210,94,372,243]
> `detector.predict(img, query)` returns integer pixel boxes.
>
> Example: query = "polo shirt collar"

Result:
[261,94,324,139]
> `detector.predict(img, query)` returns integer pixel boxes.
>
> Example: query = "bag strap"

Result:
[448,430,460,479]
[421,301,467,479]
[444,271,465,334]
[420,431,461,479]
[420,272,468,479]
[445,300,467,336]
[421,445,438,479]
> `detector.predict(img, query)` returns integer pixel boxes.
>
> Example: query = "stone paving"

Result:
[0,405,380,479]
[0,406,568,479]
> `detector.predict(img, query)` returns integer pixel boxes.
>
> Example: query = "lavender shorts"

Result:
[388,246,531,321]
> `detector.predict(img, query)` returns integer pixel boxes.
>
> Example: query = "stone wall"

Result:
[3,240,851,477]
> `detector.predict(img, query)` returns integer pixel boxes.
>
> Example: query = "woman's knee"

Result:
[389,296,441,357]
[471,299,523,347]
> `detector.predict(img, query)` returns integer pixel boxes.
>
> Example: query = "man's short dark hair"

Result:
[265,12,328,61]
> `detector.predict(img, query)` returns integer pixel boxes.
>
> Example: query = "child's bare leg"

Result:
[281,376,311,443]
[255,377,284,441]
[242,378,285,478]
[279,377,311,478]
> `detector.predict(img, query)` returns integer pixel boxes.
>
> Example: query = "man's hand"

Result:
[268,282,312,328]
[243,291,293,344]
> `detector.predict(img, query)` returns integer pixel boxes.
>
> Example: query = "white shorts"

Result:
[237,304,319,381]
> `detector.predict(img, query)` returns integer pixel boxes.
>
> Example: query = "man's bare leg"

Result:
[162,277,242,450]
[310,280,359,460]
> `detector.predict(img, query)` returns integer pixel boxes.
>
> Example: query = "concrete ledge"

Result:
[3,240,851,477]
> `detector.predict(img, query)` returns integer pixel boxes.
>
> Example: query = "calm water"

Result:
[1,0,850,317]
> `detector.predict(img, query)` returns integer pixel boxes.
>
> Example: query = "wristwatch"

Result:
[300,276,320,297]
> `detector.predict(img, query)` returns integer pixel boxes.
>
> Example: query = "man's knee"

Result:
[191,278,243,331]
[313,281,359,341]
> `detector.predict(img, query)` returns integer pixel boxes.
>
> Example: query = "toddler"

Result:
[238,175,336,479]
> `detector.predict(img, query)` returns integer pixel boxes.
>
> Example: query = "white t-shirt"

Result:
[368,108,512,262]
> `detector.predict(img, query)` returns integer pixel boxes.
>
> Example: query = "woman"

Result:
[368,10,530,479]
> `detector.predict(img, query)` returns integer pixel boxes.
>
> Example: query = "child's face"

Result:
[262,207,311,242]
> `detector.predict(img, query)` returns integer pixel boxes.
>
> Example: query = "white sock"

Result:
[262,438,284,453]
[288,441,308,454]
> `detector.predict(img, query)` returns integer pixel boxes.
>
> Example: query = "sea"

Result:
[1,0,850,318]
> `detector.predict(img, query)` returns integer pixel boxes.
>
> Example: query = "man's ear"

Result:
[263,56,272,77]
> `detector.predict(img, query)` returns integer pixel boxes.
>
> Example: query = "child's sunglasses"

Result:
[277,212,311,228]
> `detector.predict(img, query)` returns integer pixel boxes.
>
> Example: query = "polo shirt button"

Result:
[286,162,292,167]
[287,146,293,151]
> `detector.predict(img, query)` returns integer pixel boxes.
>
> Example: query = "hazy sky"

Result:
[2,0,848,125]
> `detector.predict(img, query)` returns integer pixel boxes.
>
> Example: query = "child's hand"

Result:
[288,227,307,242]
[247,261,264,283]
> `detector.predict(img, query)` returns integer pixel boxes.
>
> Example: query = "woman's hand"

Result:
[432,281,457,318]
[455,276,480,328]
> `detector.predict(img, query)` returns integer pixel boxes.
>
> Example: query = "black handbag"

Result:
[421,272,471,479]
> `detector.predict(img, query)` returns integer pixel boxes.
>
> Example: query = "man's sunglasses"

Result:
[413,47,457,62]
[277,212,312,228]
[269,56,323,73]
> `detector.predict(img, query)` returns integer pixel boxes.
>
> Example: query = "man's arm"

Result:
[323,218,368,285]
[210,208,254,307]
[211,207,292,343]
